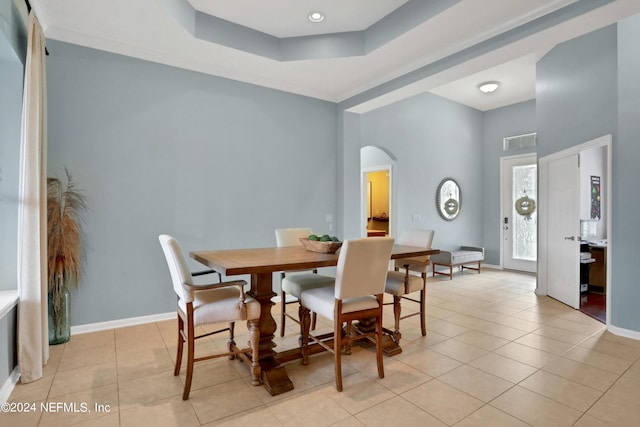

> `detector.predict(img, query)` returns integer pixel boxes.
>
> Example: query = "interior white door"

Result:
[547,154,580,309]
[502,155,537,272]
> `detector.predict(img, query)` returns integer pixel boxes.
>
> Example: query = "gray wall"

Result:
[343,92,485,251]
[615,15,640,331]
[482,100,537,265]
[46,41,338,326]
[537,22,640,332]
[0,0,25,292]
[0,0,25,398]
[536,26,618,158]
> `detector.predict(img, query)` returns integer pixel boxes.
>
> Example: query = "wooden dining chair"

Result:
[299,237,394,392]
[275,227,335,336]
[158,234,261,400]
[384,229,434,345]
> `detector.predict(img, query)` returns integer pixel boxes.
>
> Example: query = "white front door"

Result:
[547,154,580,309]
[501,155,537,272]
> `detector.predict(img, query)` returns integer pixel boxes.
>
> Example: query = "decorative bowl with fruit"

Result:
[299,234,342,254]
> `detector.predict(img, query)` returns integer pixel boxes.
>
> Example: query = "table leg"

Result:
[353,318,403,356]
[248,272,294,395]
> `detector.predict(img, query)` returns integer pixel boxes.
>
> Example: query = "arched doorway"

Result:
[360,146,395,238]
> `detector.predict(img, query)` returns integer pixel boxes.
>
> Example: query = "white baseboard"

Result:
[71,311,176,335]
[608,324,640,341]
[482,263,501,270]
[0,367,20,404]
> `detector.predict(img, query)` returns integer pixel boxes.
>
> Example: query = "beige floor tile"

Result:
[468,352,538,383]
[586,392,640,426]
[453,405,529,427]
[361,359,431,394]
[545,318,605,336]
[473,322,529,341]
[532,324,593,345]
[49,362,117,398]
[356,396,447,427]
[119,395,200,427]
[71,412,120,427]
[64,330,115,352]
[9,379,53,404]
[493,342,556,368]
[55,345,116,373]
[116,346,175,381]
[452,330,509,351]
[189,378,264,425]
[204,407,282,427]
[426,319,470,337]
[572,414,612,427]
[410,331,450,348]
[38,383,119,427]
[0,402,43,427]
[9,269,635,427]
[562,345,634,375]
[621,359,640,384]
[428,338,488,363]
[118,370,184,409]
[514,332,575,355]
[401,379,484,425]
[578,335,640,361]
[321,372,396,415]
[491,385,582,426]
[542,356,619,391]
[395,345,462,377]
[268,389,351,427]
[438,365,514,402]
[604,376,640,403]
[518,370,603,412]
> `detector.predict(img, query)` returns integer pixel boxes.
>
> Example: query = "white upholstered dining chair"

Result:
[275,227,335,336]
[158,234,261,400]
[299,237,395,392]
[384,229,434,345]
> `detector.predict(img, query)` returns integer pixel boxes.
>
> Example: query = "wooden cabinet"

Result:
[589,246,607,292]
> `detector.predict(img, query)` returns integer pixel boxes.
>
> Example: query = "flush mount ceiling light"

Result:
[308,11,325,23]
[478,81,500,94]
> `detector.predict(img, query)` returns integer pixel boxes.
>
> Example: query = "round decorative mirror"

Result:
[436,178,461,221]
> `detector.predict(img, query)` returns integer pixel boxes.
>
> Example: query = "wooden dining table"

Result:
[191,243,439,396]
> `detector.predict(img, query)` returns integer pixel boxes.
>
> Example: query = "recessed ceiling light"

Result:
[478,81,500,94]
[308,11,325,23]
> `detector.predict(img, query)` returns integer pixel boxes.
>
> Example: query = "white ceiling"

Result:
[30,0,640,112]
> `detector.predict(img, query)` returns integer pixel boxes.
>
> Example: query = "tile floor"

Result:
[4,269,640,426]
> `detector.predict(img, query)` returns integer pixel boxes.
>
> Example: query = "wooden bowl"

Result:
[299,237,342,254]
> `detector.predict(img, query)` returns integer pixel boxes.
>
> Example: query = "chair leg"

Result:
[299,305,311,365]
[174,314,184,376]
[183,317,195,400]
[392,295,402,344]
[375,310,384,380]
[248,318,261,386]
[334,319,343,392]
[311,312,317,331]
[280,290,287,337]
[419,287,427,336]
[344,321,352,355]
[228,321,236,360]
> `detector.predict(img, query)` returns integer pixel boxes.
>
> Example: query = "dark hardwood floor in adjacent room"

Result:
[580,292,606,323]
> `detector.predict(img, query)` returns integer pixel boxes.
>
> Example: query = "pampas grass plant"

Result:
[47,169,87,335]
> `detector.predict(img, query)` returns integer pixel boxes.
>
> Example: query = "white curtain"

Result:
[17,11,48,384]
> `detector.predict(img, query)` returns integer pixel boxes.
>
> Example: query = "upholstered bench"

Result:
[431,246,484,280]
